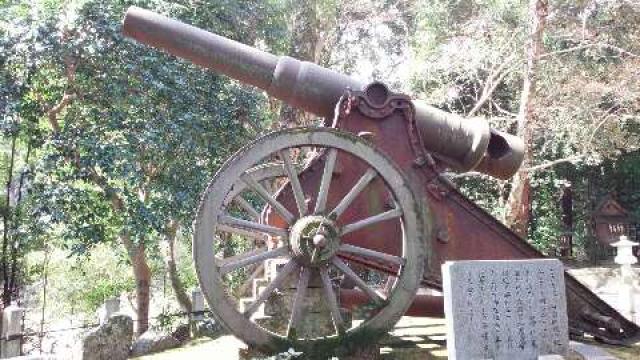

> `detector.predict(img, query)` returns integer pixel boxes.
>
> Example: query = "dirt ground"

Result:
[135,317,447,359]
[134,316,640,359]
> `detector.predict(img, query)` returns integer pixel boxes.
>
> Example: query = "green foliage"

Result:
[1,0,287,316]
[528,172,563,254]
[28,244,136,318]
[0,0,288,254]
[174,229,198,290]
[413,0,640,255]
[1,0,639,329]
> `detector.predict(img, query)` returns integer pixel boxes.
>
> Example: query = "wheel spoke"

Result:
[339,244,405,267]
[331,258,385,305]
[280,149,307,218]
[314,148,338,214]
[233,196,261,220]
[217,223,267,241]
[261,179,275,195]
[241,173,295,224]
[340,207,402,236]
[244,260,298,317]
[193,129,425,347]
[329,168,377,219]
[382,275,396,296]
[219,246,288,276]
[286,267,311,339]
[218,214,288,239]
[319,266,345,335]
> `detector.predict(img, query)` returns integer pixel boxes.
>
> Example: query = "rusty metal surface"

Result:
[272,83,639,344]
[323,84,640,345]
[122,7,639,346]
[122,7,524,179]
[340,289,445,318]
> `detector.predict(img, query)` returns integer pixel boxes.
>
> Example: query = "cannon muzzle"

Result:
[122,6,524,179]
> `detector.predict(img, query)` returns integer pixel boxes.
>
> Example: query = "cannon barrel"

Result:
[122,6,524,179]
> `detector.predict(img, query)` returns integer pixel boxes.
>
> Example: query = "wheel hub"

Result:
[290,216,340,266]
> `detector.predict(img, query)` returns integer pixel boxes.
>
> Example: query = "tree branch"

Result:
[467,56,517,117]
[490,99,518,117]
[540,42,640,59]
[518,106,617,173]
[45,60,77,133]
[46,92,76,132]
[587,106,617,145]
[521,154,586,172]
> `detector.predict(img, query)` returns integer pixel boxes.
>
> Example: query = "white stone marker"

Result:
[97,297,120,325]
[1,305,25,358]
[443,259,569,360]
[192,288,205,321]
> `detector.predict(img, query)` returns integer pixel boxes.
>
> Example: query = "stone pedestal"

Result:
[237,261,385,359]
[244,284,350,338]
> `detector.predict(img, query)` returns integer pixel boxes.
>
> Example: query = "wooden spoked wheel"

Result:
[194,128,427,354]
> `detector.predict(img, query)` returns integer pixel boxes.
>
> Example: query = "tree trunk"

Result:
[42,53,155,333]
[121,234,151,335]
[278,0,319,128]
[559,183,573,257]
[133,249,151,335]
[1,135,17,307]
[506,0,548,238]
[162,220,192,314]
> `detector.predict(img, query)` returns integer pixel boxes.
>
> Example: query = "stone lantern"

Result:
[611,235,638,323]
[612,236,639,265]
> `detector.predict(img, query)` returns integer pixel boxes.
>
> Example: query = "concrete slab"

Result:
[570,341,619,360]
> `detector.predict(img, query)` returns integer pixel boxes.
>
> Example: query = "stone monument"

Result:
[442,259,569,360]
[191,288,205,321]
[78,314,132,360]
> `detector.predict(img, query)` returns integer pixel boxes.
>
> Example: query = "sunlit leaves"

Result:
[1,0,285,257]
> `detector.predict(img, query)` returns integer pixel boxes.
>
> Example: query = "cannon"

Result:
[122,7,640,355]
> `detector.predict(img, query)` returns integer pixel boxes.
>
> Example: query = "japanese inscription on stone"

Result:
[443,259,569,360]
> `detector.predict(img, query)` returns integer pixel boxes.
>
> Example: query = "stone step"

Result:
[238,297,258,315]
[252,277,270,298]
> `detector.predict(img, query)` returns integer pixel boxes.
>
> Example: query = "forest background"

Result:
[0,0,639,348]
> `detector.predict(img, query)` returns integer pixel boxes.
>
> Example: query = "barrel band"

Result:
[268,56,302,105]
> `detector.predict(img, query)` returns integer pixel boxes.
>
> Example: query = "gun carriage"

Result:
[123,7,640,355]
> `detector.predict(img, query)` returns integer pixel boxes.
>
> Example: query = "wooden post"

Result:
[1,305,24,358]
[559,183,573,258]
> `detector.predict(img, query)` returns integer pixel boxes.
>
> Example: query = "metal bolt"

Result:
[313,233,328,248]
